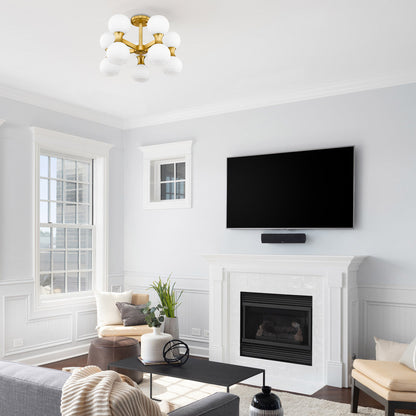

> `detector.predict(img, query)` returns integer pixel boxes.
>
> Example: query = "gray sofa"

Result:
[0,360,239,416]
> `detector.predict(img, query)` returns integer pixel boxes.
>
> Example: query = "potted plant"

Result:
[140,302,172,363]
[141,302,165,328]
[150,276,183,339]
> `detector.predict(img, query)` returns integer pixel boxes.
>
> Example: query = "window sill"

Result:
[144,198,191,210]
[36,291,96,311]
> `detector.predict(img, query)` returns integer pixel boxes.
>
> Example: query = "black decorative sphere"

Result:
[250,386,283,416]
[163,339,190,366]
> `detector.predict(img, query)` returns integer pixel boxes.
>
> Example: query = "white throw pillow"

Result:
[95,290,132,328]
[400,336,416,371]
[374,337,409,361]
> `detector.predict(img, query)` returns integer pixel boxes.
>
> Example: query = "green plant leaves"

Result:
[140,301,165,327]
[149,275,184,318]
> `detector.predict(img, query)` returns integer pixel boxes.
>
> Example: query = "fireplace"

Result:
[205,254,365,393]
[240,292,312,366]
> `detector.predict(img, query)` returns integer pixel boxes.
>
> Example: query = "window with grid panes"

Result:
[159,161,186,200]
[39,153,93,295]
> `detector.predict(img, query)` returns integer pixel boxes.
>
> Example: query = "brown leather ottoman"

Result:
[87,337,143,384]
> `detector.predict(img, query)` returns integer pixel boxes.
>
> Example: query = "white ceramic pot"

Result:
[140,327,173,363]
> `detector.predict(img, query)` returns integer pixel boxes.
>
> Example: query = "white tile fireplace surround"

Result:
[203,254,365,395]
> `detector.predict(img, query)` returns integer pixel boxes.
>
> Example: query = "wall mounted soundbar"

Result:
[261,233,306,244]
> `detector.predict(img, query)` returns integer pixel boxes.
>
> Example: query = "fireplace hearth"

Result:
[241,292,312,366]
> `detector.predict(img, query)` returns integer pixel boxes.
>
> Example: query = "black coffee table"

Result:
[109,356,265,400]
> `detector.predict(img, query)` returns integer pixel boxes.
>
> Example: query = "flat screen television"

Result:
[226,146,354,229]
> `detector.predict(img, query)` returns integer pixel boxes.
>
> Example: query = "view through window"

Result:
[39,153,93,295]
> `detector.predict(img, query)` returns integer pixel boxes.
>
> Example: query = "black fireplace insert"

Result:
[240,292,312,366]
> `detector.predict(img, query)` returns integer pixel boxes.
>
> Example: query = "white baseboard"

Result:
[13,344,91,366]
[189,345,209,358]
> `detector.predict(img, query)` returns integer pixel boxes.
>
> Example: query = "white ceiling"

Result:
[0,0,415,128]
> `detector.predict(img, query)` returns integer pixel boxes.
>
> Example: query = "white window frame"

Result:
[33,127,113,310]
[140,140,192,209]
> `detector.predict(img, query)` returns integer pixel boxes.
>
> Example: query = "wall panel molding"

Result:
[3,295,72,356]
[76,309,98,341]
[359,286,416,359]
[14,343,91,366]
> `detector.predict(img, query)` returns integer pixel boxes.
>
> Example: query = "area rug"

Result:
[139,374,405,416]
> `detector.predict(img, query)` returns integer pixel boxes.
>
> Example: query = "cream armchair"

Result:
[98,293,153,342]
[351,359,416,416]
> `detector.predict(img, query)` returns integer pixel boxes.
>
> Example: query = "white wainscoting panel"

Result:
[3,295,72,356]
[359,286,416,359]
[0,278,97,364]
[125,272,209,357]
[76,310,98,341]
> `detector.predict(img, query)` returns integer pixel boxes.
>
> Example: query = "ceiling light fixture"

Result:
[99,14,182,82]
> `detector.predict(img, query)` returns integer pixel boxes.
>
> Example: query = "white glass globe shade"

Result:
[100,32,115,49]
[132,65,150,82]
[108,14,131,34]
[163,32,181,48]
[147,15,169,35]
[106,42,130,65]
[99,58,121,76]
[146,43,170,66]
[164,56,183,74]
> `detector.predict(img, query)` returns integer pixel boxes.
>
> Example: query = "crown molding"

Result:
[1,73,415,132]
[0,83,124,129]
[124,73,416,130]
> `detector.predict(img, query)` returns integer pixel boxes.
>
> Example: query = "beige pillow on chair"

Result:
[400,337,416,371]
[374,337,409,361]
[95,290,132,328]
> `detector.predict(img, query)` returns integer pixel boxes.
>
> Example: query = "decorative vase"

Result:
[140,327,172,363]
[164,317,179,340]
[249,386,283,416]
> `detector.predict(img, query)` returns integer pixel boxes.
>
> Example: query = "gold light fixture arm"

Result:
[109,15,178,61]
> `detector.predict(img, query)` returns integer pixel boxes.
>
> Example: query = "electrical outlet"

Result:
[13,338,23,348]
[204,329,210,338]
[191,328,201,336]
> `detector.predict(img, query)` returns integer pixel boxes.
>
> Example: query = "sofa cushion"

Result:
[400,336,416,371]
[98,324,153,337]
[353,359,416,392]
[0,360,70,416]
[95,290,132,328]
[116,302,147,326]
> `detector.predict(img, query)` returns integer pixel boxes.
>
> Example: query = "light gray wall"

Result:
[124,83,416,358]
[0,97,124,363]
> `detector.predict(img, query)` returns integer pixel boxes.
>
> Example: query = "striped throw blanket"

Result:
[61,366,166,416]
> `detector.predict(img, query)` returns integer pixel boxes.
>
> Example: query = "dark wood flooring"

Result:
[42,355,416,414]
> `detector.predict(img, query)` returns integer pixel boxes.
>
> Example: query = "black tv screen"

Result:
[227,146,354,229]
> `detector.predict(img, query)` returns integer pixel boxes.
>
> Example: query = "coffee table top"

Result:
[110,356,264,388]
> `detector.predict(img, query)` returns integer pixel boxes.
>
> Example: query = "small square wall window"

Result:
[141,140,192,209]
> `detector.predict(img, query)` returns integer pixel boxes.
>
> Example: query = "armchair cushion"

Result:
[98,324,152,338]
[353,359,416,392]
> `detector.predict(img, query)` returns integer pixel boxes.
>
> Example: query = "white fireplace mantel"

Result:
[203,254,366,395]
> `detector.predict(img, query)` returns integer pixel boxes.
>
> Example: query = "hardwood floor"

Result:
[42,355,416,414]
